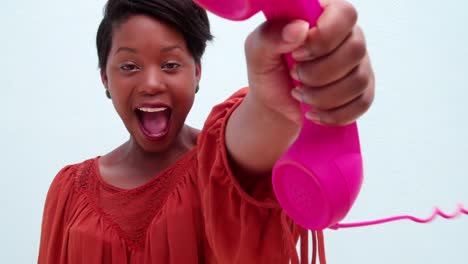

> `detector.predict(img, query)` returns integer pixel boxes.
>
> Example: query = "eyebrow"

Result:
[160,45,183,53]
[115,47,137,55]
[114,45,183,55]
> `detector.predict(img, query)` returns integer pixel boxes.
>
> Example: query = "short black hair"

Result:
[96,0,213,70]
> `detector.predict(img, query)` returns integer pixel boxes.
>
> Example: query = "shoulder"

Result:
[196,88,247,166]
[43,158,98,217]
[40,158,98,257]
[197,88,248,143]
[46,158,97,200]
[204,88,248,128]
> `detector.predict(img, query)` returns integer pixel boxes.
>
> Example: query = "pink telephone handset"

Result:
[194,0,467,230]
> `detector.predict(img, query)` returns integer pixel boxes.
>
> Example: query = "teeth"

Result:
[149,132,166,137]
[138,107,167,113]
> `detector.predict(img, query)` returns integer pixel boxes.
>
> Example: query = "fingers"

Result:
[292,55,370,109]
[287,0,372,127]
[291,26,367,86]
[292,0,358,60]
[245,20,309,69]
[243,0,375,127]
[291,55,375,126]
[311,85,374,126]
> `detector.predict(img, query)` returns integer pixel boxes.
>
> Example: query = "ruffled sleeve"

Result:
[197,88,310,264]
[38,165,78,264]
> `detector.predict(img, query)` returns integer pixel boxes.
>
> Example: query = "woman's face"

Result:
[102,15,201,153]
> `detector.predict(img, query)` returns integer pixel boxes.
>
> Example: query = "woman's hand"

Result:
[244,0,375,126]
[226,0,375,174]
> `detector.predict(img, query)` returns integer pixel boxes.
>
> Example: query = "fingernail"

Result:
[292,27,319,60]
[291,87,303,102]
[290,65,300,82]
[292,48,311,60]
[306,111,321,123]
[282,20,309,43]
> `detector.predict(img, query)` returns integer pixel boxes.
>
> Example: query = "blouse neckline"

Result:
[92,147,198,193]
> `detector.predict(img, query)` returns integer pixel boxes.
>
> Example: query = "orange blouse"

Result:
[38,88,325,264]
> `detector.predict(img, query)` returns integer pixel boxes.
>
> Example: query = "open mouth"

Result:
[136,106,172,140]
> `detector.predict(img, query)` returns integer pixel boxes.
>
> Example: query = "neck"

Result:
[107,125,197,176]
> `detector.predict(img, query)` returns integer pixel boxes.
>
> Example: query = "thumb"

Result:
[245,19,309,63]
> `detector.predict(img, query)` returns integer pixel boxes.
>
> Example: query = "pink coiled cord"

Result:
[330,204,468,230]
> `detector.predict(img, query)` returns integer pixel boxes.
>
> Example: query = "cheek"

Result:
[107,78,134,119]
[108,74,135,101]
[177,87,195,112]
[111,95,130,122]
[170,76,197,108]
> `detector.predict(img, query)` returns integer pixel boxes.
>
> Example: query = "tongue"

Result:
[140,111,169,135]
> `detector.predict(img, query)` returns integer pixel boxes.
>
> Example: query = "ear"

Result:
[195,62,202,85]
[100,69,109,89]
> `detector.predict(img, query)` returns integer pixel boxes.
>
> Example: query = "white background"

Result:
[1,0,467,263]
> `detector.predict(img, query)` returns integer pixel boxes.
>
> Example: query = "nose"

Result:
[138,66,166,95]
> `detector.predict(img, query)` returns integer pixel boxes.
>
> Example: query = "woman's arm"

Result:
[226,0,375,175]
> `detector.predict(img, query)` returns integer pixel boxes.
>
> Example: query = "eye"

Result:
[162,62,181,71]
[119,62,140,72]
